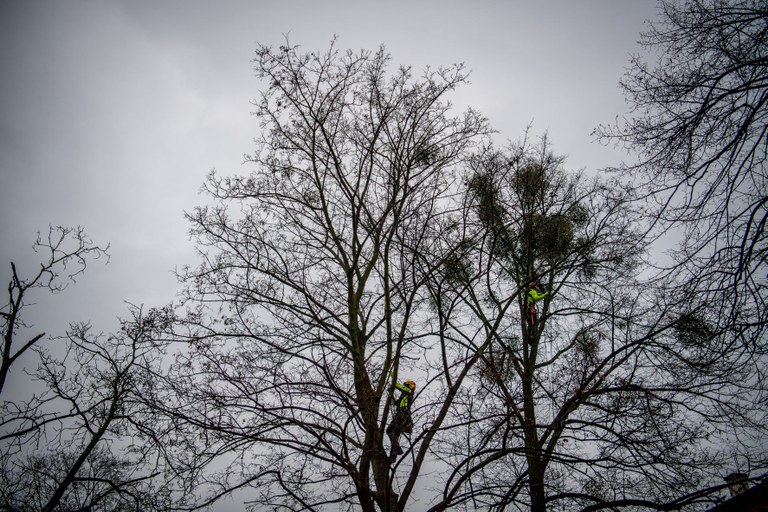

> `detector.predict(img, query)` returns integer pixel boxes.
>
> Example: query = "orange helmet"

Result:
[404,380,416,390]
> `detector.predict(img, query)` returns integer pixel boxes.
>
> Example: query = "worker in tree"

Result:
[527,280,549,328]
[387,377,416,461]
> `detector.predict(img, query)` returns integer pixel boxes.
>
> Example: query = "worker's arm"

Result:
[394,382,413,394]
[528,289,549,302]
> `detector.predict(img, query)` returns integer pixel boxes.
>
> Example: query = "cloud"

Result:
[0,0,657,340]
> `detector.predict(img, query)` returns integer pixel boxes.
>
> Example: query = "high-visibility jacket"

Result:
[527,288,549,305]
[394,382,414,409]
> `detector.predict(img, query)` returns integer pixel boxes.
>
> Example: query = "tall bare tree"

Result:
[428,135,767,511]
[591,3,768,504]
[1,226,108,396]
[1,305,175,512]
[0,229,174,512]
[595,0,768,338]
[152,40,491,512]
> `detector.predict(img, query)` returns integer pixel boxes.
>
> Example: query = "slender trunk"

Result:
[0,342,11,395]
[357,376,400,511]
[522,399,547,511]
[527,459,547,512]
[0,331,45,396]
[0,289,19,396]
[522,343,546,512]
[350,316,398,512]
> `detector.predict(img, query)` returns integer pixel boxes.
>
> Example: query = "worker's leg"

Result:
[388,412,406,459]
[390,435,402,458]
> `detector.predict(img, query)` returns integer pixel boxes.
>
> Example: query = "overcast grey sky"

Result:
[0,0,658,344]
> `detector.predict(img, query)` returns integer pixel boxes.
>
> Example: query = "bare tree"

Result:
[0,225,108,395]
[595,0,768,337]
[0,304,175,512]
[1,447,166,512]
[150,39,493,511]
[427,135,768,511]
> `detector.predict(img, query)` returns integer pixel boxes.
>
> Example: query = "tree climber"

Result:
[387,377,416,461]
[527,280,549,329]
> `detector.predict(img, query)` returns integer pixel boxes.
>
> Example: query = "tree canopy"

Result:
[153,40,492,512]
[596,0,768,338]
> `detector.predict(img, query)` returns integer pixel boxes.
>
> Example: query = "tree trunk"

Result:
[522,343,546,512]
[350,323,400,512]
[527,460,547,512]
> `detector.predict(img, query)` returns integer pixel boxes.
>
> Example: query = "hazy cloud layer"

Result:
[0,0,656,341]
